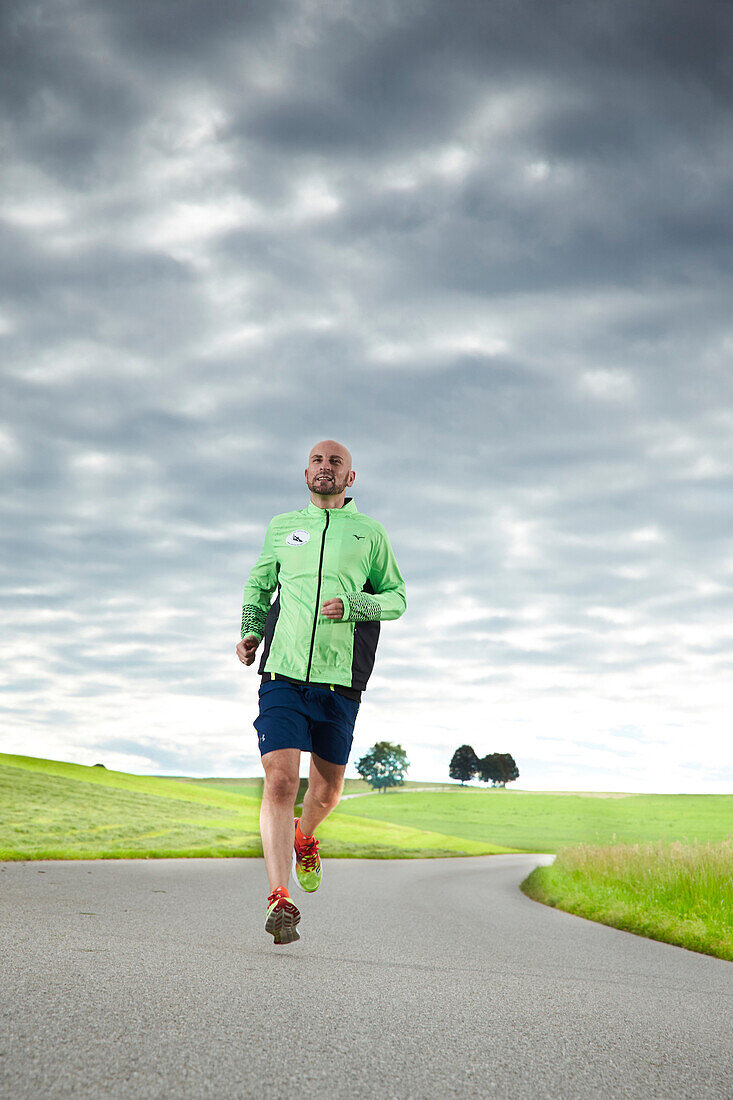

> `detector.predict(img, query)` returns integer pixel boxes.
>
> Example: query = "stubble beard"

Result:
[309,473,348,496]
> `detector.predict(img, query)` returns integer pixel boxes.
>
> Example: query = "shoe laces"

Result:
[297,836,319,871]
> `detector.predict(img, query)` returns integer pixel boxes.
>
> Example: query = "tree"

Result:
[356,741,409,793]
[477,752,519,788]
[477,753,502,786]
[497,753,519,787]
[449,744,479,784]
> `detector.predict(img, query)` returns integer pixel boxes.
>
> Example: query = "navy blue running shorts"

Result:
[254,679,360,766]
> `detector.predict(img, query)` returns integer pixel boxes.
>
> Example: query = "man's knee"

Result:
[263,769,300,804]
[308,782,342,813]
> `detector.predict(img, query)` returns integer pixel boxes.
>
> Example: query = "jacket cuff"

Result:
[241,605,267,641]
[341,592,382,622]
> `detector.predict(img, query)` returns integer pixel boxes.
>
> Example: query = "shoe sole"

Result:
[265,899,301,945]
[292,846,322,893]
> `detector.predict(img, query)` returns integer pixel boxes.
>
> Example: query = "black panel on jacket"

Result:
[350,578,381,690]
[257,578,281,675]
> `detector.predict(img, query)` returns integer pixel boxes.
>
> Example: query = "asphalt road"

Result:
[1,855,731,1099]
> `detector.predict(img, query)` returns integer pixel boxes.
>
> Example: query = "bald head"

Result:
[309,439,352,468]
[305,440,355,506]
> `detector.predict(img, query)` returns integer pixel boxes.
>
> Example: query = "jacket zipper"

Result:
[305,510,330,682]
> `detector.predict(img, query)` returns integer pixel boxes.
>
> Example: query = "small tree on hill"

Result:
[477,753,502,786]
[478,752,519,788]
[449,744,479,785]
[356,741,409,793]
[498,753,519,787]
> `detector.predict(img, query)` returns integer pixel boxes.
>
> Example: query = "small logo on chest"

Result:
[353,534,366,540]
[286,529,311,547]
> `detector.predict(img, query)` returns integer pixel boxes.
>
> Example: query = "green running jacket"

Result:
[241,498,406,692]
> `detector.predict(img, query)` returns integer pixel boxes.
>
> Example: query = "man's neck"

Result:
[309,493,346,509]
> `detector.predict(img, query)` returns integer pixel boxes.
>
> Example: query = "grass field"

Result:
[333,787,733,850]
[0,755,512,860]
[2,753,731,861]
[521,841,733,961]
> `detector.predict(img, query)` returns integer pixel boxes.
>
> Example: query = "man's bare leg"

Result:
[260,748,301,892]
[300,753,346,837]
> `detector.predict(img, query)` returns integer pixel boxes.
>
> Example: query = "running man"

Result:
[236,440,406,944]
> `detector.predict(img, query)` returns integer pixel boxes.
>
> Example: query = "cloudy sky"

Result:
[2,0,732,792]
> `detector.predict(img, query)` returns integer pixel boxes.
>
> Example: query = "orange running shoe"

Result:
[265,887,301,944]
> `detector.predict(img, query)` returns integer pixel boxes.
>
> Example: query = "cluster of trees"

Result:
[449,745,519,788]
[356,741,409,792]
[352,741,517,793]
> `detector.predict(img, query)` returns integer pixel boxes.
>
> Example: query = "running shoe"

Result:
[292,818,322,893]
[265,888,300,944]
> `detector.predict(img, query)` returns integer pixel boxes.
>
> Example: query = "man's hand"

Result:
[236,635,260,665]
[321,598,345,620]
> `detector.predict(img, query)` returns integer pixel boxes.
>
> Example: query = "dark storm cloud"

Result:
[1,0,732,787]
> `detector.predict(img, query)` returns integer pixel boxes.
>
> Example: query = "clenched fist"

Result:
[236,635,260,666]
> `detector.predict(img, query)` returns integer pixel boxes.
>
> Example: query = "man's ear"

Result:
[348,470,356,485]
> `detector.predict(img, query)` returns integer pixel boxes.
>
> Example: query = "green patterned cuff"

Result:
[344,592,383,622]
[241,605,267,640]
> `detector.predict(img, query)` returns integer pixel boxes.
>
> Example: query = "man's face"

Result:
[305,443,353,496]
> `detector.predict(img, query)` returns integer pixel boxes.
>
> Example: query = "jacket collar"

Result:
[306,497,358,516]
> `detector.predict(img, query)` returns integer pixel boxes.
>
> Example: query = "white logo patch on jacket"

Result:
[286,529,311,547]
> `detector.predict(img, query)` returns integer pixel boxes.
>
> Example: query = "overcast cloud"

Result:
[2,0,732,791]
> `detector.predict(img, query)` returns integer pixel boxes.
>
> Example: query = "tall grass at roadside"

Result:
[521,840,733,961]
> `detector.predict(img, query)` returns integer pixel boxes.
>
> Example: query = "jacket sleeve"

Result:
[341,526,406,623]
[240,521,279,640]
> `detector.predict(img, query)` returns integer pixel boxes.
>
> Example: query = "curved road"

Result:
[1,855,731,1098]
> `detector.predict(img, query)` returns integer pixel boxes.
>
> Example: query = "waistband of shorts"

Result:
[260,671,362,702]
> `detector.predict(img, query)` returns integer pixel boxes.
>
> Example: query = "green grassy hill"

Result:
[1,753,731,860]
[0,755,510,860]
[0,754,264,859]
